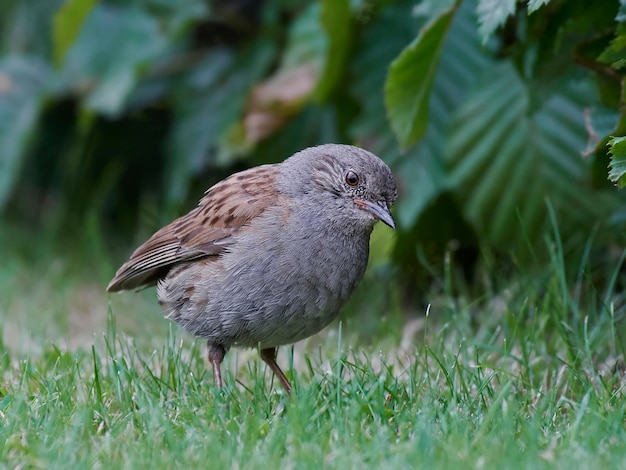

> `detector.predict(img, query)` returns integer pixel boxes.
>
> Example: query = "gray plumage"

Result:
[108,144,397,392]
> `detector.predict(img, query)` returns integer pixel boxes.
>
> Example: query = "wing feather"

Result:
[107,165,280,292]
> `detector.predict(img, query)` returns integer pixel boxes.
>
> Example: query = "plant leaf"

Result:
[315,0,351,101]
[413,0,457,18]
[352,1,491,227]
[385,1,459,150]
[166,43,275,209]
[0,56,51,209]
[527,0,552,14]
[52,0,99,67]
[446,62,620,247]
[60,4,168,117]
[1,0,65,58]
[282,3,326,74]
[598,31,626,70]
[240,3,332,144]
[476,0,516,43]
[608,136,626,188]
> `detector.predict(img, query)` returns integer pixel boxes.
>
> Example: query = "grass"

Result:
[1,226,626,468]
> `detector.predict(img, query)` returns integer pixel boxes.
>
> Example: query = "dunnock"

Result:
[107,144,397,393]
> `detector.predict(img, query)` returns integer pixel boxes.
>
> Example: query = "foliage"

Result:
[385,0,459,149]
[609,135,626,188]
[1,0,626,281]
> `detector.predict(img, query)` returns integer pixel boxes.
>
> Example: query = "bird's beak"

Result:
[354,199,395,229]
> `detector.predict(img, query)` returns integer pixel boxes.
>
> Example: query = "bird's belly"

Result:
[158,229,369,349]
[223,260,359,348]
[231,303,337,349]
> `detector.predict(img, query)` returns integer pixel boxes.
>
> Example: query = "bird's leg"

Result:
[260,347,292,395]
[207,343,226,388]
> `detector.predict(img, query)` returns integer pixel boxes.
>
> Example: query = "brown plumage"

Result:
[107,165,280,292]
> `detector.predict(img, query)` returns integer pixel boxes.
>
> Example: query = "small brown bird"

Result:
[107,144,397,393]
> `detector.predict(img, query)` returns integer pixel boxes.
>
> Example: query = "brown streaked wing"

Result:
[107,164,281,292]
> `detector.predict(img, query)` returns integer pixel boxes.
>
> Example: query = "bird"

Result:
[107,144,397,394]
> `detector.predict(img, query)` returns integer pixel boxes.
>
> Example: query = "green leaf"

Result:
[527,0,552,14]
[385,1,459,150]
[350,2,487,226]
[61,4,168,117]
[413,0,457,18]
[350,5,418,154]
[608,136,626,188]
[597,1,626,70]
[350,4,432,223]
[0,56,51,209]
[138,0,209,36]
[352,1,492,227]
[315,0,351,101]
[476,0,516,43]
[282,4,326,73]
[52,0,99,67]
[598,32,626,70]
[2,0,65,58]
[445,62,619,247]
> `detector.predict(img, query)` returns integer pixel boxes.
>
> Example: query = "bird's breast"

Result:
[216,212,371,346]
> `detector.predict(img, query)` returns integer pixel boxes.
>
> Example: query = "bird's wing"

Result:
[107,164,281,292]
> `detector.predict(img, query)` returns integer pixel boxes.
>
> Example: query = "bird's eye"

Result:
[345,171,359,186]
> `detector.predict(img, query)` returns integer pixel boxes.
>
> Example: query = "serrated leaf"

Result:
[52,0,99,67]
[0,56,51,209]
[315,0,351,101]
[446,62,619,247]
[527,0,552,14]
[608,136,626,188]
[385,1,458,150]
[61,4,168,117]
[476,0,516,43]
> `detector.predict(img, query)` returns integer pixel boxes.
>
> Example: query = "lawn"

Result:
[1,228,626,469]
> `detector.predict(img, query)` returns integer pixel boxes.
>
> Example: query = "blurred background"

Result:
[1,0,626,348]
